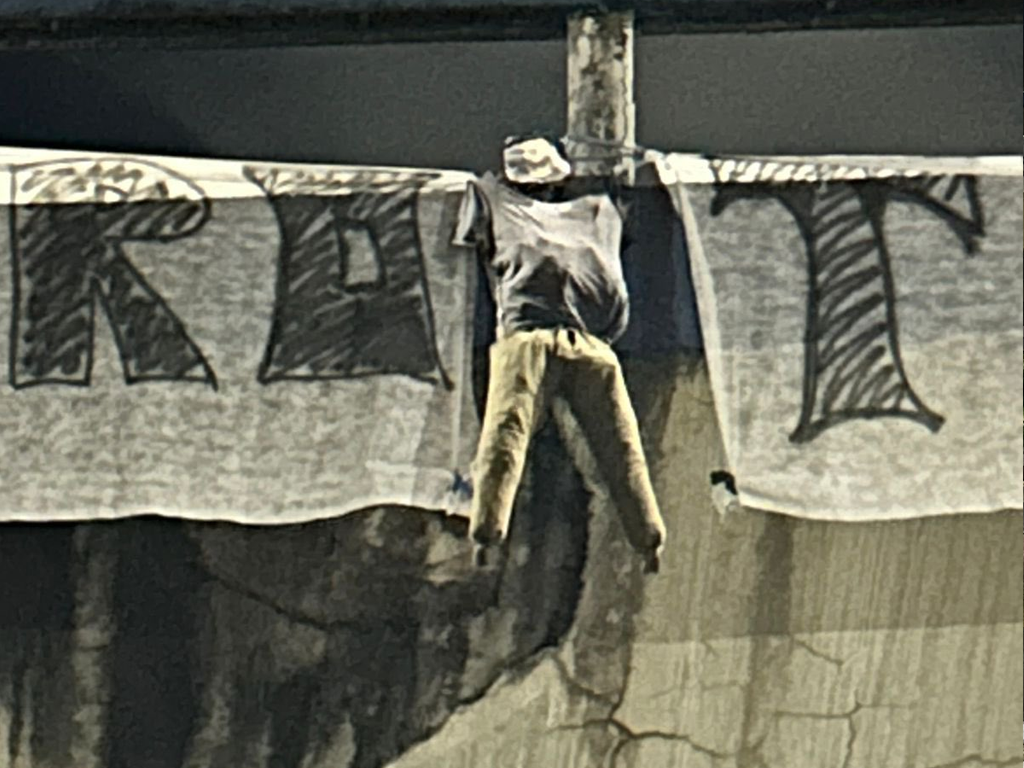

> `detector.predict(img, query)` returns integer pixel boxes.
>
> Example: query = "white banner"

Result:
[0,147,477,523]
[657,153,1023,520]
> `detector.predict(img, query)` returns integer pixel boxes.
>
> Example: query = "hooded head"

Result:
[501,135,572,185]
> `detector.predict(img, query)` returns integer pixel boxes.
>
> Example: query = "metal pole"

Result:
[566,11,636,180]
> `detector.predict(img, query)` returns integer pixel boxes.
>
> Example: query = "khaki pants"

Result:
[469,328,666,558]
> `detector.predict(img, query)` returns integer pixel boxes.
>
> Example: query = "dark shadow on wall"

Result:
[636,25,1024,156]
[181,451,588,768]
[105,520,207,768]
[0,524,76,768]
[0,51,206,159]
[616,166,703,360]
[0,43,568,169]
[0,478,589,768]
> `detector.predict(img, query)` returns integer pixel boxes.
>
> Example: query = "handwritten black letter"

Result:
[10,159,217,389]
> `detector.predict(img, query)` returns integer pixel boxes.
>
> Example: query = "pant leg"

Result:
[468,330,553,545]
[558,332,666,557]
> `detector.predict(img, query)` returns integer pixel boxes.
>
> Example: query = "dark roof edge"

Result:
[1,0,1020,49]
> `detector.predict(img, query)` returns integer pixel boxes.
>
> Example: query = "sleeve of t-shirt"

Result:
[452,180,485,247]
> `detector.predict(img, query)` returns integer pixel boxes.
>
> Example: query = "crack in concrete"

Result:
[559,716,736,767]
[842,701,858,768]
[698,679,746,694]
[773,708,861,721]
[772,699,922,768]
[549,642,756,766]
[772,701,857,768]
[922,756,1022,768]
[550,654,620,708]
[646,683,684,701]
[792,638,845,667]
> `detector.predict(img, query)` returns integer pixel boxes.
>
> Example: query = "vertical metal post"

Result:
[566,11,636,180]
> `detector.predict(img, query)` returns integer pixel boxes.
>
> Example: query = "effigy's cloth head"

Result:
[501,136,572,185]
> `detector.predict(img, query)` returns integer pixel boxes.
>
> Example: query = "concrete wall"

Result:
[0,23,1021,768]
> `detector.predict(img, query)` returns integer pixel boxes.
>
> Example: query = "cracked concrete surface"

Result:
[387,611,1022,768]
[384,361,1024,768]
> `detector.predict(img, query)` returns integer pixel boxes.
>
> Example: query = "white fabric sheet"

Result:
[0,147,477,523]
[657,153,1023,520]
